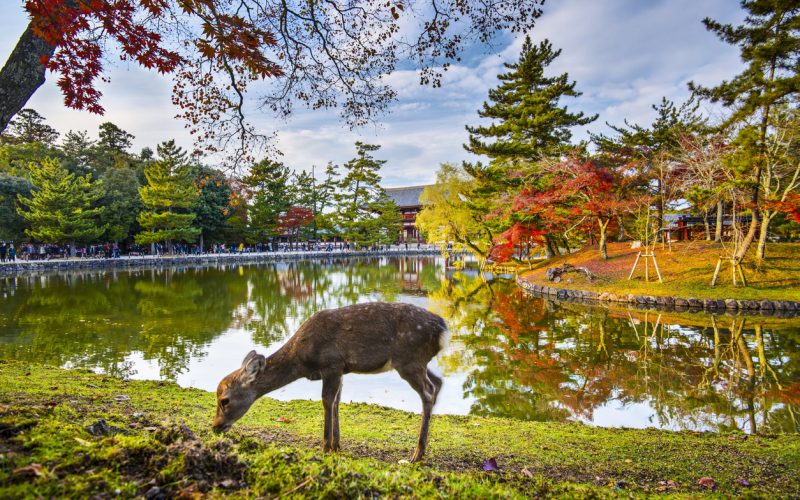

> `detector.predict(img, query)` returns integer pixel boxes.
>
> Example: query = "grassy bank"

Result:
[520,241,800,302]
[1,361,799,497]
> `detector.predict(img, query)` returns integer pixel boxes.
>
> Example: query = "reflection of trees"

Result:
[432,271,800,432]
[0,267,247,379]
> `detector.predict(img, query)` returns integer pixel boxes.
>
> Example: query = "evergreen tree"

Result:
[465,36,596,163]
[314,162,340,239]
[463,36,595,257]
[61,130,96,175]
[2,109,59,145]
[689,0,800,261]
[335,142,396,247]
[99,165,142,243]
[0,173,31,241]
[135,140,200,251]
[17,157,106,245]
[243,158,292,244]
[193,166,233,250]
[98,122,134,152]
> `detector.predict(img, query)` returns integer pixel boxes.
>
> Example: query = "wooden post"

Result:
[731,259,737,287]
[711,257,722,287]
[650,252,663,284]
[645,252,649,282]
[737,262,748,287]
[628,252,642,280]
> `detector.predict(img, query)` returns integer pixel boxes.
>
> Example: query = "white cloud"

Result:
[1,0,748,185]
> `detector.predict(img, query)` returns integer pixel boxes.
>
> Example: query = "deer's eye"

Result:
[220,397,230,407]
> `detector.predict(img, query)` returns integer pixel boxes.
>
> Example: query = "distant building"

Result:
[384,185,431,242]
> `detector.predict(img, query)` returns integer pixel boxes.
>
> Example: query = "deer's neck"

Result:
[254,346,304,396]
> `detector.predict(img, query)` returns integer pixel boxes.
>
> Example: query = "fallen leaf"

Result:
[74,437,92,446]
[735,478,751,488]
[114,395,130,402]
[656,480,679,492]
[397,459,410,465]
[482,458,499,472]
[624,458,632,464]
[12,463,45,478]
[697,477,716,490]
[521,467,534,478]
[276,416,292,423]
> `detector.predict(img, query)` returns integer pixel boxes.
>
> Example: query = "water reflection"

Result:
[0,257,797,433]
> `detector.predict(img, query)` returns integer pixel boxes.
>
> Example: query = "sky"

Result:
[0,0,744,187]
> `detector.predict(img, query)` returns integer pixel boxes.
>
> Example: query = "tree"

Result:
[278,205,314,247]
[193,166,234,250]
[416,163,492,256]
[60,130,96,175]
[593,97,706,242]
[17,157,106,246]
[99,165,142,243]
[1,108,59,145]
[689,1,800,262]
[465,36,597,163]
[0,172,31,241]
[335,142,394,247]
[464,36,596,257]
[1,0,543,167]
[97,122,134,153]
[135,140,200,251]
[243,158,292,244]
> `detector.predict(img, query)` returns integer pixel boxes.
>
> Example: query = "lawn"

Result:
[520,241,800,302]
[1,360,799,498]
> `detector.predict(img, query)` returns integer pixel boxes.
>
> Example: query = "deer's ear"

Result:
[241,352,265,385]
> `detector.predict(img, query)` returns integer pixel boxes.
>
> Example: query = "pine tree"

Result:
[335,142,391,247]
[3,109,59,145]
[465,36,596,164]
[243,158,292,243]
[17,157,106,245]
[689,0,800,261]
[135,140,199,251]
[463,36,596,257]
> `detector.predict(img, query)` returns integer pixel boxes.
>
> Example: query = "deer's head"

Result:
[212,350,265,432]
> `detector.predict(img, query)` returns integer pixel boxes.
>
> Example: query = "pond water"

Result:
[0,256,797,433]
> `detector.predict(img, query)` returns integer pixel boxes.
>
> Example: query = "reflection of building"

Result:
[384,185,431,242]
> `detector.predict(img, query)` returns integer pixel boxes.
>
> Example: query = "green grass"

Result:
[521,241,800,302]
[1,360,799,498]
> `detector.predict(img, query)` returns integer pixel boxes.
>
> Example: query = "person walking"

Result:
[0,242,6,262]
[8,243,16,262]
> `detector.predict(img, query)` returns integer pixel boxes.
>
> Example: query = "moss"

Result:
[1,360,798,497]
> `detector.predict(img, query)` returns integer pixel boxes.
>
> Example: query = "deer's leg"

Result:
[331,377,343,451]
[397,365,436,463]
[321,374,342,453]
[427,368,443,404]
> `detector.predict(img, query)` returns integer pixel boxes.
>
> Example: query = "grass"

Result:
[520,241,800,302]
[1,360,799,498]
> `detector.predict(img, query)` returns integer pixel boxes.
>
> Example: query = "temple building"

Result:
[384,185,431,243]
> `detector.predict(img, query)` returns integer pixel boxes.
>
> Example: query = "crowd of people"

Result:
[0,240,429,262]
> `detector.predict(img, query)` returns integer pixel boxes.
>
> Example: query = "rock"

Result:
[725,299,738,310]
[86,419,111,436]
[687,298,703,308]
[675,298,688,307]
[760,300,774,311]
[144,486,165,500]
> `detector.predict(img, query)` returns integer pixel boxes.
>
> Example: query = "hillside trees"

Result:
[1,0,544,167]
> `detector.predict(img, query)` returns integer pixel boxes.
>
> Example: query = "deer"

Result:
[212,302,449,463]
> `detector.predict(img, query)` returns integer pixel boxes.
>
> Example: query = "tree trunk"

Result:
[714,200,723,243]
[0,21,56,133]
[734,210,759,263]
[756,210,776,261]
[598,219,609,260]
[616,215,626,242]
[545,236,557,259]
[703,208,711,241]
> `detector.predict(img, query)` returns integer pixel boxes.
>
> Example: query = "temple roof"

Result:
[384,185,429,208]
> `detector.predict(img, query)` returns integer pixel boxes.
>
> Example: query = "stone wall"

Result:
[0,249,439,276]
[517,276,800,317]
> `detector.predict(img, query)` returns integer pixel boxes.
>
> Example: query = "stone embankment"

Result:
[0,248,439,276]
[517,276,800,317]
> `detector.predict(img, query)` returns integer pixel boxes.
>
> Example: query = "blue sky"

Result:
[0,1,743,186]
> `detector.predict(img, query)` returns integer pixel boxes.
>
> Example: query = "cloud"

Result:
[0,0,748,186]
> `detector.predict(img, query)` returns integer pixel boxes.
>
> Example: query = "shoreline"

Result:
[0,247,440,276]
[516,275,800,317]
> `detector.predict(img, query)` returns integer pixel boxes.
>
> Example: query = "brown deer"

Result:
[213,302,449,462]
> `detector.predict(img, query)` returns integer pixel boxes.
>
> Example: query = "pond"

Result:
[0,256,797,433]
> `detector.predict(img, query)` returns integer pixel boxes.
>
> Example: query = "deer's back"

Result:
[287,302,447,377]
